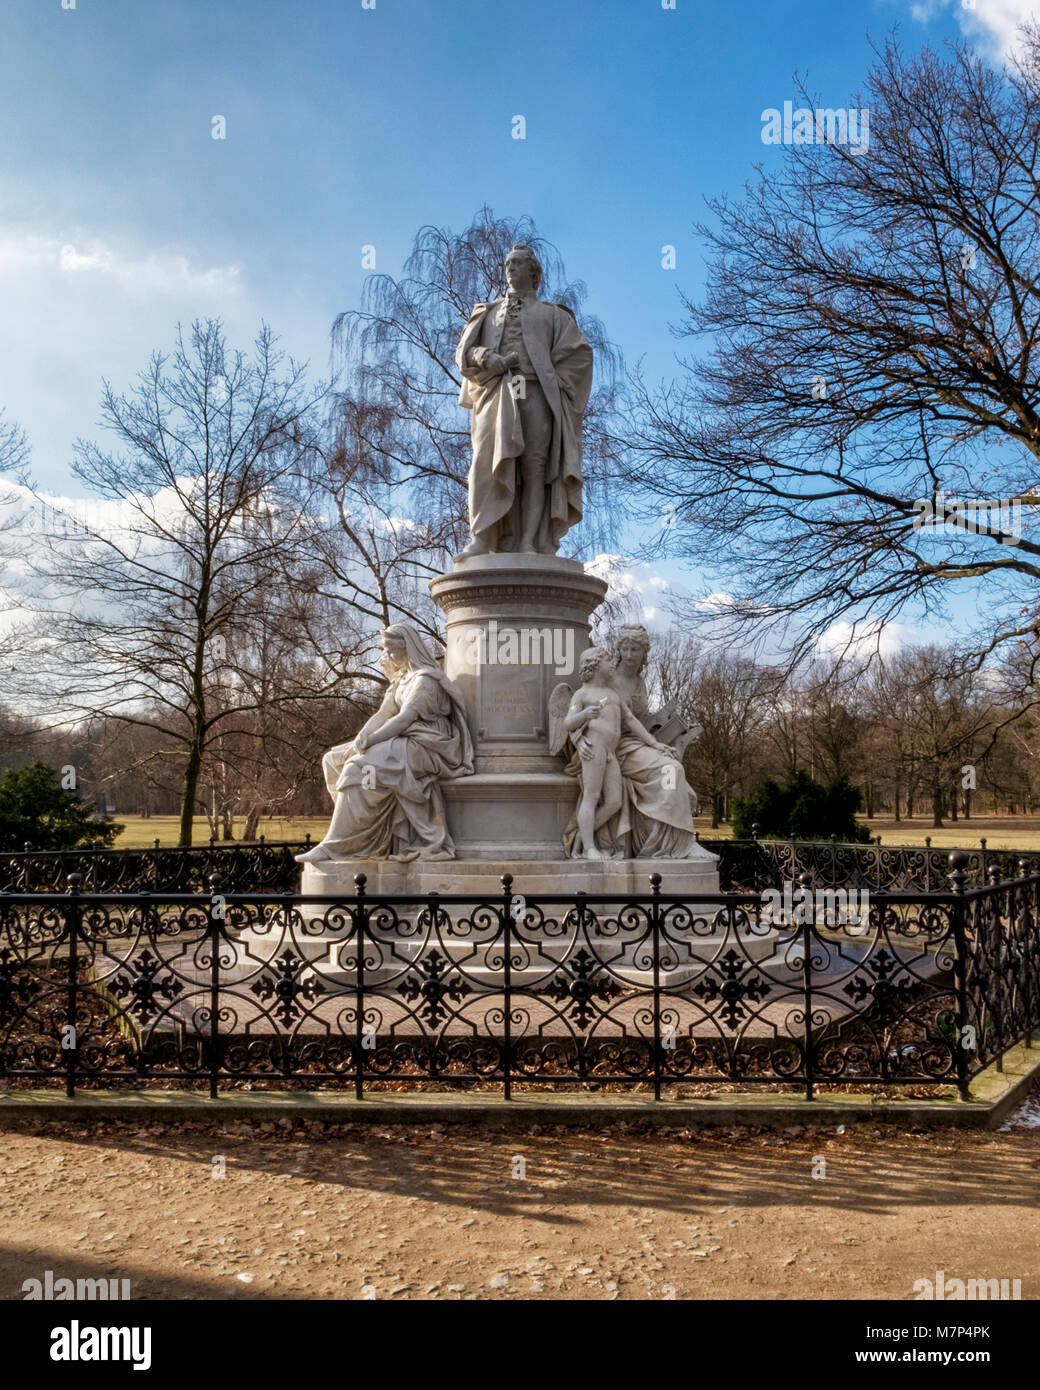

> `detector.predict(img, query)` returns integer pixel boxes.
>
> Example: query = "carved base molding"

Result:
[429,553,608,776]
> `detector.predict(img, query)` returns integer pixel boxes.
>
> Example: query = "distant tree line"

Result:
[633,633,1039,831]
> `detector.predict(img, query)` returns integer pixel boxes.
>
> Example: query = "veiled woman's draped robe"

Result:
[320,666,474,859]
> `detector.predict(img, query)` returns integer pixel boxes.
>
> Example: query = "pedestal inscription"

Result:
[478,661,544,741]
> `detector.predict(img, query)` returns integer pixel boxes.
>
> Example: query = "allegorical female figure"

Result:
[296,625,474,864]
[607,625,701,859]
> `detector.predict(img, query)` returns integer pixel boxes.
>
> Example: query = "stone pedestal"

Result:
[429,554,607,772]
[281,855,766,992]
[426,551,606,858]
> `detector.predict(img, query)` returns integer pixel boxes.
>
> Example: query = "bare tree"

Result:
[20,320,344,845]
[878,647,996,827]
[0,409,28,482]
[618,31,1040,677]
[688,653,775,827]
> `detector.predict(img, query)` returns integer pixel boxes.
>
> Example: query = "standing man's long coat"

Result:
[455,296,594,552]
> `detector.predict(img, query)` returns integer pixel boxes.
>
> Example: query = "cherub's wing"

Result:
[547,683,575,756]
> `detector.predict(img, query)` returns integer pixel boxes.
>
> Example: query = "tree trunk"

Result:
[711,794,722,829]
[931,783,944,829]
[179,737,204,847]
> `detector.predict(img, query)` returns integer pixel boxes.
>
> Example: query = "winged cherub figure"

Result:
[549,647,673,860]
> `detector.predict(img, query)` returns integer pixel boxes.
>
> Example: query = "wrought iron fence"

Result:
[0,839,309,895]
[702,837,1040,892]
[6,834,1034,896]
[0,860,1036,1101]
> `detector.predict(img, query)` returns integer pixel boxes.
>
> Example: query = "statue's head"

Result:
[380,624,439,678]
[379,631,408,678]
[504,245,543,296]
[616,624,651,673]
[579,646,614,682]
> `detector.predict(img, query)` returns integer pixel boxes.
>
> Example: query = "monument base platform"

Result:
[241,847,782,989]
[299,852,720,899]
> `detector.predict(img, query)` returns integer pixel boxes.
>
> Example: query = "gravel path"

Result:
[1,1102,1037,1301]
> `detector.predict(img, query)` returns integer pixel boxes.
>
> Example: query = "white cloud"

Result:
[585,554,672,620]
[815,619,916,661]
[0,225,259,494]
[906,0,1035,57]
[0,480,203,585]
[694,591,735,614]
[0,233,241,299]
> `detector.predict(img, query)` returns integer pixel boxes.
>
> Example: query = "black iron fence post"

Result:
[751,823,761,891]
[207,873,224,1100]
[575,891,588,1085]
[1022,862,1035,1052]
[64,872,81,1098]
[354,873,367,1100]
[987,863,1005,1073]
[501,874,513,1101]
[948,852,971,1101]
[798,871,814,1101]
[651,873,662,1102]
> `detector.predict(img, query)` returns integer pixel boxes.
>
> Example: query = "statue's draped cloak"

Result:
[455,297,593,550]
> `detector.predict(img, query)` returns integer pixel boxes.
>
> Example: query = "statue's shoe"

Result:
[456,537,490,560]
[295,845,334,864]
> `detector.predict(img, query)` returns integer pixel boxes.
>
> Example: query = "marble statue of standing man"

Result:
[454,245,594,558]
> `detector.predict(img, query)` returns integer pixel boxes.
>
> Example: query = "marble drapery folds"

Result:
[455,295,593,554]
[311,626,474,862]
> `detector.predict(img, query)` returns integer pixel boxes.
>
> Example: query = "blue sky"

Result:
[0,0,1028,634]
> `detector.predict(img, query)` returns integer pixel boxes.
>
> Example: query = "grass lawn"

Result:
[106,811,1040,851]
[110,815,331,848]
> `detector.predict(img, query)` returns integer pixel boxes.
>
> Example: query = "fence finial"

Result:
[948,850,968,894]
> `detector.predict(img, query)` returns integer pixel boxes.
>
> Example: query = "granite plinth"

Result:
[299,852,720,899]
